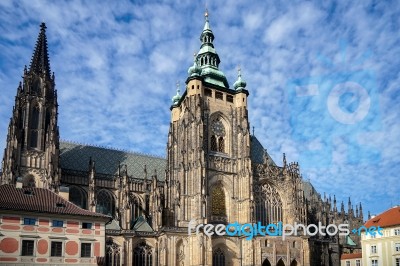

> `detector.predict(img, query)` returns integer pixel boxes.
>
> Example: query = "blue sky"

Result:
[0,0,399,218]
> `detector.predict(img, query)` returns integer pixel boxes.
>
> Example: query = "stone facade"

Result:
[1,15,364,266]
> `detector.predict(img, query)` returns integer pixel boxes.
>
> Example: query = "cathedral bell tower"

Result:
[1,23,60,189]
[165,11,253,228]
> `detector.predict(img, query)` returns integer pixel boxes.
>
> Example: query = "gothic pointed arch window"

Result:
[210,118,226,153]
[106,239,120,266]
[30,106,40,148]
[96,190,115,216]
[130,194,143,222]
[212,248,225,266]
[211,184,226,220]
[69,186,87,209]
[133,242,152,266]
[255,183,283,225]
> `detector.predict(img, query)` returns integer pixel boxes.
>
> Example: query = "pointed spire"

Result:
[359,202,363,218]
[29,22,51,79]
[204,9,210,31]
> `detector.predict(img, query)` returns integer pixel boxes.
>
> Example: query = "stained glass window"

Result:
[211,186,226,216]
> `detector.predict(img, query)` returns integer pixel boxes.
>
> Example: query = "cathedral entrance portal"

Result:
[262,258,271,266]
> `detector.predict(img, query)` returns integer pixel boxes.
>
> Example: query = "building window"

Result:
[81,243,92,257]
[215,91,223,100]
[51,241,63,257]
[396,258,400,266]
[96,190,115,216]
[23,218,36,225]
[21,240,35,256]
[211,185,226,218]
[226,95,233,103]
[69,186,87,209]
[212,248,225,266]
[346,261,350,266]
[30,106,40,148]
[106,240,121,266]
[395,243,400,252]
[371,259,378,266]
[371,245,377,254]
[210,119,226,153]
[82,222,92,229]
[52,220,64,227]
[131,195,142,224]
[356,259,361,266]
[133,242,152,266]
[395,229,400,236]
[205,88,212,97]
[255,183,283,225]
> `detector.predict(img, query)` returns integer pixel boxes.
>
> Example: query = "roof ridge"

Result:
[60,139,165,159]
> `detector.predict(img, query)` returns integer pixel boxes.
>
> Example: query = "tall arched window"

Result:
[212,248,225,266]
[211,185,226,217]
[210,118,226,153]
[255,183,282,225]
[131,194,142,222]
[69,186,87,209]
[106,240,120,266]
[218,136,224,152]
[96,190,115,216]
[30,106,40,148]
[133,242,152,266]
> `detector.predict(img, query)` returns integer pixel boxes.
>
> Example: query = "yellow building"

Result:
[361,206,400,266]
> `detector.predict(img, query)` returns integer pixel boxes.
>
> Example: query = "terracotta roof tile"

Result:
[364,206,400,228]
[341,253,362,260]
[0,184,110,219]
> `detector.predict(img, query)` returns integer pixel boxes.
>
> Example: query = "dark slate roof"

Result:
[60,141,166,180]
[0,184,110,219]
[250,136,276,166]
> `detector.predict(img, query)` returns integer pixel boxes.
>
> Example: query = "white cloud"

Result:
[0,0,399,216]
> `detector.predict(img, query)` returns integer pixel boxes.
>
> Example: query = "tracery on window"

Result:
[210,118,226,153]
[212,248,225,266]
[106,239,120,266]
[255,183,282,225]
[131,194,142,222]
[96,190,115,216]
[133,242,152,266]
[211,185,226,216]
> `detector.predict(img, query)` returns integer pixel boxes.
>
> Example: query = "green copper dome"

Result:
[188,54,202,77]
[171,85,181,105]
[233,68,247,90]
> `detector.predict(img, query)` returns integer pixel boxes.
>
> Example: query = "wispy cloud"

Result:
[0,0,399,216]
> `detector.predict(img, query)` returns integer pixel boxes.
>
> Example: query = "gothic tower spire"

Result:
[1,23,60,189]
[29,22,51,79]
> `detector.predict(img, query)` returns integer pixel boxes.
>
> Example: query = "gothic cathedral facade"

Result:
[1,14,364,266]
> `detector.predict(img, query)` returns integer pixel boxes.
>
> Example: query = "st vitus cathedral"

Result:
[1,12,365,266]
